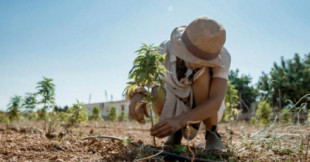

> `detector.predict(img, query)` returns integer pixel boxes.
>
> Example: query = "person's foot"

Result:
[205,125,226,151]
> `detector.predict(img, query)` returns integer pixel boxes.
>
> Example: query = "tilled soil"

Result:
[0,121,309,161]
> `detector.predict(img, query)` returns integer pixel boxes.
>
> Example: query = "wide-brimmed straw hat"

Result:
[169,17,228,67]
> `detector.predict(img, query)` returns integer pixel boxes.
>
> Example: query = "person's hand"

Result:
[150,117,183,138]
[129,93,149,123]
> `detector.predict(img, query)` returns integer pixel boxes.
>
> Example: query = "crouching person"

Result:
[128,17,231,151]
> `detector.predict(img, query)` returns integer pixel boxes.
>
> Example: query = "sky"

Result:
[1,0,310,111]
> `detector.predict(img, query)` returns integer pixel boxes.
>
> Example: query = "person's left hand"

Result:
[150,117,183,138]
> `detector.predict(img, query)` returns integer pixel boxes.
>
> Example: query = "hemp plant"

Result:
[124,43,166,146]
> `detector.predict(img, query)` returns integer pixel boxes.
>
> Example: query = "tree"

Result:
[229,69,257,111]
[257,53,310,109]
[108,105,118,122]
[89,106,103,121]
[23,92,37,113]
[7,95,23,121]
[36,77,55,118]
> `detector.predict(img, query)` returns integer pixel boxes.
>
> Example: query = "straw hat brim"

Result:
[169,26,227,67]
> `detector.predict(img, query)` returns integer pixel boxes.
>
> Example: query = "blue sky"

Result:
[1,0,309,111]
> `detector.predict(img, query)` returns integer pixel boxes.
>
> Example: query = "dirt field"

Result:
[0,121,309,161]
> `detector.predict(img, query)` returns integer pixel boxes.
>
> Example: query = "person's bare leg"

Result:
[192,67,219,128]
[192,67,224,150]
[203,114,218,131]
[193,67,212,125]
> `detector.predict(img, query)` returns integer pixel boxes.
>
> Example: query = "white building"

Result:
[84,100,130,117]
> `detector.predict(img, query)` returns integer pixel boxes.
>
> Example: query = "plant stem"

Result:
[149,108,156,147]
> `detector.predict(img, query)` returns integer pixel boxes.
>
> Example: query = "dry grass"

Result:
[0,121,309,161]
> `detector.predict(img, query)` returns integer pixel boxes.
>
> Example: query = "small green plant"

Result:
[58,112,69,122]
[63,101,88,128]
[23,92,37,113]
[120,110,127,122]
[89,106,103,121]
[223,81,240,122]
[122,136,132,146]
[123,43,166,146]
[108,105,118,122]
[36,77,55,119]
[37,109,48,120]
[280,108,292,124]
[7,95,23,121]
[172,145,187,154]
[255,100,273,125]
[0,114,10,124]
[46,111,60,135]
[250,116,257,125]
[27,112,39,120]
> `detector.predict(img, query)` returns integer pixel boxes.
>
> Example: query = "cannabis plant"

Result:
[124,43,166,146]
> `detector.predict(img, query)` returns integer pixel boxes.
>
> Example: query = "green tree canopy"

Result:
[257,53,310,109]
[229,69,258,111]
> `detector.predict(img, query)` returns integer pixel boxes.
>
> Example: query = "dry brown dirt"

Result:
[0,121,309,161]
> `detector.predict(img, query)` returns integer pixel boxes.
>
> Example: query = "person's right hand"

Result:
[129,93,149,123]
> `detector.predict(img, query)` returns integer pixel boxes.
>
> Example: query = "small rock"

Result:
[8,156,17,162]
[55,159,64,162]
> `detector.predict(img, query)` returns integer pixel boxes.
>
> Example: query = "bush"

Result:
[120,110,127,122]
[255,101,273,125]
[280,108,292,124]
[46,111,60,134]
[108,105,118,122]
[7,95,22,121]
[223,81,239,122]
[58,112,70,122]
[250,116,257,125]
[63,103,88,128]
[90,106,103,121]
[27,112,39,120]
[37,109,48,120]
[0,114,10,124]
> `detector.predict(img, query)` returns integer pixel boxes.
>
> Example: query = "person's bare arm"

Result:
[151,78,227,138]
